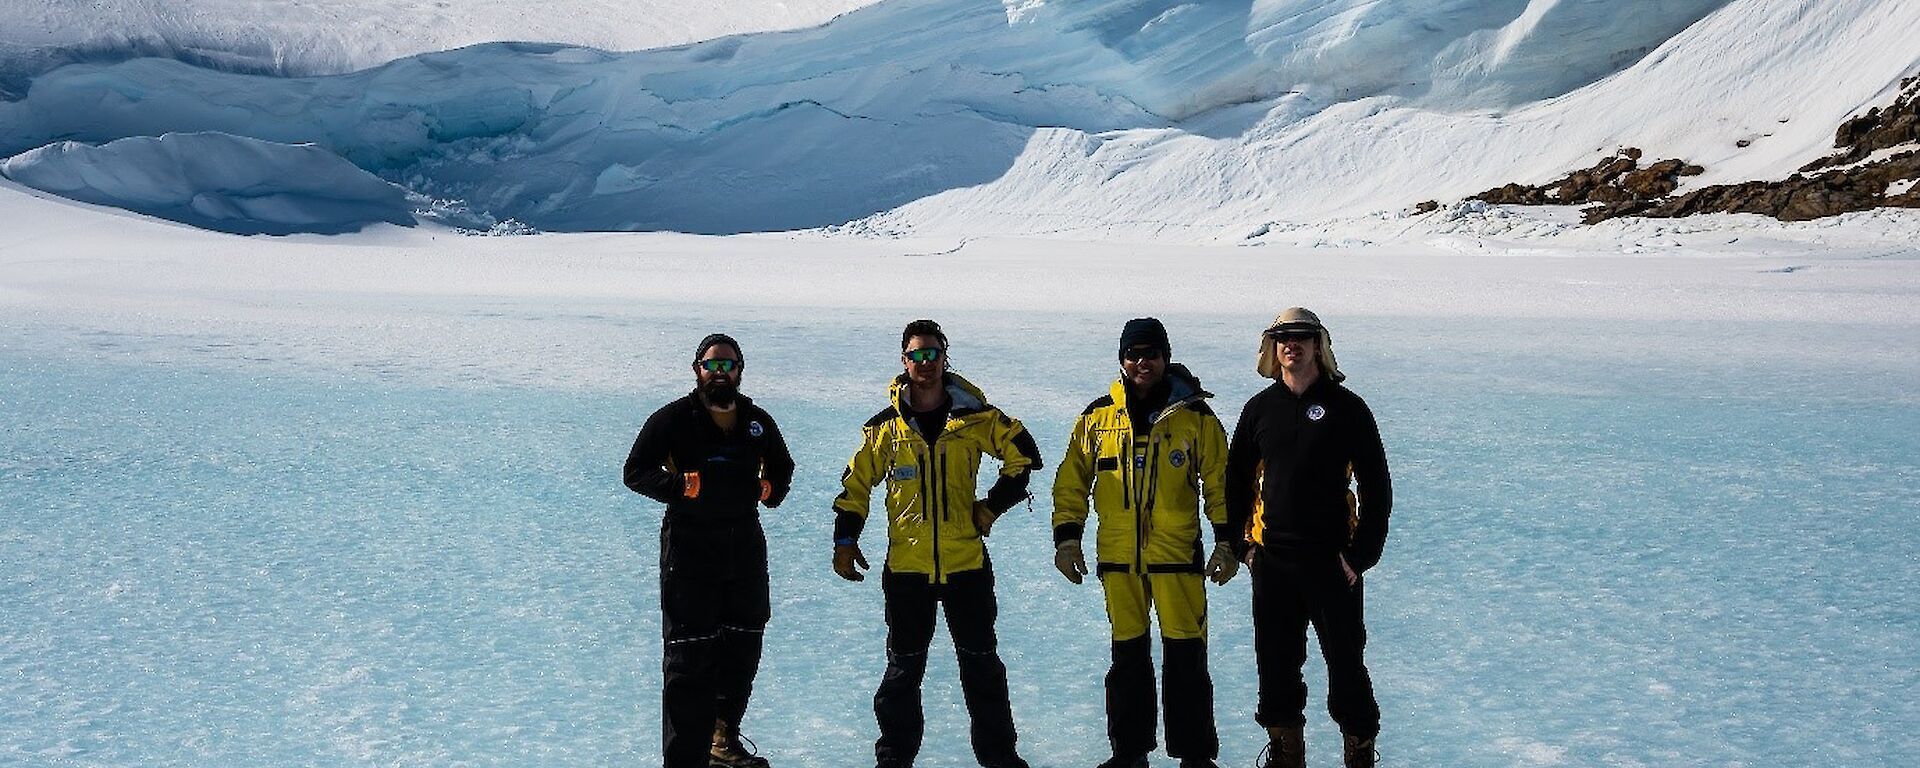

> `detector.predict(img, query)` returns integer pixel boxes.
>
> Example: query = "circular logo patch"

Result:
[1168,449,1186,468]
[748,421,765,437]
[1306,404,1327,421]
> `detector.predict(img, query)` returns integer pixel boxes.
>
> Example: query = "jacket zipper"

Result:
[1132,433,1147,574]
[926,440,941,582]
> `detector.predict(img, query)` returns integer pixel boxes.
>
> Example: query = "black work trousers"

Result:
[660,518,770,768]
[874,567,1027,768]
[1106,634,1218,760]
[1249,544,1380,739]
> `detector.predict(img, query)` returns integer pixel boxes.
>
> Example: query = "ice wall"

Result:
[1,133,414,235]
[7,0,1905,237]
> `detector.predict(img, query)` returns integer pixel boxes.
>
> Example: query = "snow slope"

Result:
[0,0,879,97]
[6,0,1914,237]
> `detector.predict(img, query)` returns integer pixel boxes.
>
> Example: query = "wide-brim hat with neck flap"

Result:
[1255,307,1344,382]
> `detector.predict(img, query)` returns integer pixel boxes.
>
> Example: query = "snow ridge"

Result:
[2,0,1916,238]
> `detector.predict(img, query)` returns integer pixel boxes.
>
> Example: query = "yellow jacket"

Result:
[834,372,1043,582]
[1052,364,1230,574]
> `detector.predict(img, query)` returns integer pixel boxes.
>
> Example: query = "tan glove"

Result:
[1206,541,1240,585]
[1055,540,1088,585]
[833,543,869,582]
[972,501,998,537]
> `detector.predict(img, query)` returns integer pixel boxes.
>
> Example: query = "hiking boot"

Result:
[710,719,770,768]
[1259,726,1304,768]
[1095,755,1147,768]
[1341,733,1378,768]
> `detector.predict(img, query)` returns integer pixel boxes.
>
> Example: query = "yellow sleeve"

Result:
[1198,410,1231,527]
[1050,412,1096,533]
[832,423,886,520]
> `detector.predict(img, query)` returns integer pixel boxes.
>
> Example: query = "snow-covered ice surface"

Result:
[3,0,1920,764]
[3,182,1917,765]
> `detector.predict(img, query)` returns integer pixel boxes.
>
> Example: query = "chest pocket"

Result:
[883,432,930,514]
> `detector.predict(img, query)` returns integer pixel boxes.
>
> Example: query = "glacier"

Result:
[0,133,414,235]
[0,0,1777,235]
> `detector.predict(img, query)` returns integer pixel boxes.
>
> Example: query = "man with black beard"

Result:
[625,334,796,768]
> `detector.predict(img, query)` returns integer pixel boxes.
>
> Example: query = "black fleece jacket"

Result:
[1225,376,1392,572]
[624,391,795,524]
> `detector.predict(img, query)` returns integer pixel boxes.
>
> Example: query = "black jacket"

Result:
[1225,376,1391,572]
[624,391,796,524]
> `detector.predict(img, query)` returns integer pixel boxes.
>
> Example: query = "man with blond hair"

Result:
[1225,308,1392,768]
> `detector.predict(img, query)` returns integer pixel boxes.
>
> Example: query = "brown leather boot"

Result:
[1341,733,1377,768]
[1261,725,1305,768]
[710,718,770,768]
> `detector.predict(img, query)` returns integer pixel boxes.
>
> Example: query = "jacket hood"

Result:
[1110,362,1210,422]
[891,371,989,415]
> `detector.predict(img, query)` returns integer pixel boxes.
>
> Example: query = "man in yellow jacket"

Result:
[832,319,1045,768]
[1052,318,1238,768]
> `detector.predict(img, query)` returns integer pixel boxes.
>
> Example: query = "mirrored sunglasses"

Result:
[1121,347,1164,362]
[904,347,945,363]
[697,359,741,373]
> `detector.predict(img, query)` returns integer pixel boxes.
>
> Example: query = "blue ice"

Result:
[2,308,1914,766]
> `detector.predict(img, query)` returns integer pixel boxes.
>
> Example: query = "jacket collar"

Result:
[890,371,989,417]
[1110,363,1209,424]
[687,388,753,410]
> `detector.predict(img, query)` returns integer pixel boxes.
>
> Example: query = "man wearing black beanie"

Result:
[624,333,796,768]
[1053,318,1237,768]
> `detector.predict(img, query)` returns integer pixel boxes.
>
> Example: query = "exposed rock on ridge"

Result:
[1462,76,1920,224]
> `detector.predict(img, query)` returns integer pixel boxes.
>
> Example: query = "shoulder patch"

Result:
[864,406,899,428]
[1082,395,1116,415]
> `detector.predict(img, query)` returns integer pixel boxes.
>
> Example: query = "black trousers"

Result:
[1249,545,1380,739]
[660,518,770,768]
[1106,634,1217,759]
[874,567,1027,768]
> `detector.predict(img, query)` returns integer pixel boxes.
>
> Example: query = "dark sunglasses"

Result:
[1121,347,1164,362]
[1268,330,1317,344]
[696,359,741,373]
[903,347,945,364]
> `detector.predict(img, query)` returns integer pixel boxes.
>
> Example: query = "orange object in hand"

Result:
[759,479,772,501]
[682,472,701,499]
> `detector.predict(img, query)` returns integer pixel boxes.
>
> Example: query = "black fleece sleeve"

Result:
[1224,392,1263,558]
[623,406,685,504]
[1344,399,1392,573]
[759,411,796,508]
[984,427,1043,514]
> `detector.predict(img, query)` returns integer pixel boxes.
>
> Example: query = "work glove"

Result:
[1055,540,1087,585]
[833,543,869,582]
[1206,541,1240,585]
[972,500,999,537]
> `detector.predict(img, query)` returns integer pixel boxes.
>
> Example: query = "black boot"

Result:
[1259,726,1304,768]
[1341,732,1377,768]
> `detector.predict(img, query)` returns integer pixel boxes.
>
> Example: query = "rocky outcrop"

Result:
[1585,150,1920,223]
[1459,76,1920,224]
[1804,76,1920,172]
[1471,148,1705,208]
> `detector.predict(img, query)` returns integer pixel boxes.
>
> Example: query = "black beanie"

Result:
[694,333,743,364]
[1118,318,1170,361]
